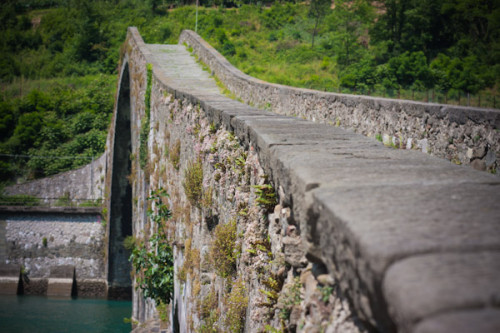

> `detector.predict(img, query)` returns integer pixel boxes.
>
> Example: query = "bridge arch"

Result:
[107,58,133,300]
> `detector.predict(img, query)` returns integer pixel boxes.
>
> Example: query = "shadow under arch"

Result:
[107,59,133,300]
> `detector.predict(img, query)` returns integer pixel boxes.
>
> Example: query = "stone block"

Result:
[76,279,107,298]
[47,278,74,297]
[0,263,20,277]
[308,182,500,330]
[0,263,21,295]
[0,277,20,295]
[384,252,500,331]
[22,278,48,295]
[413,308,500,333]
[49,265,75,279]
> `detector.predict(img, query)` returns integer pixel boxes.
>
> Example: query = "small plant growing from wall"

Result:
[278,277,302,322]
[318,285,334,304]
[183,158,203,207]
[198,288,219,332]
[210,219,239,278]
[209,122,217,134]
[177,238,200,284]
[224,278,248,332]
[252,183,277,211]
[169,139,181,170]
[201,186,214,210]
[128,187,174,305]
[55,192,72,207]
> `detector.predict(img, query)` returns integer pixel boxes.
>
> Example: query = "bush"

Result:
[222,41,236,57]
[0,75,114,182]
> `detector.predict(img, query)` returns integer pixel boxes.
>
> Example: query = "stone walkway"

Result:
[146,44,219,95]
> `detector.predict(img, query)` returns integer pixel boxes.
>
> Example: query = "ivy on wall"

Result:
[140,63,153,169]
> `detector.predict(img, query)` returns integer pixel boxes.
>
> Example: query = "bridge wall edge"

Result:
[179,30,500,175]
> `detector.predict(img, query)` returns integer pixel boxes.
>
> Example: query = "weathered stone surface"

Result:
[283,236,307,268]
[5,154,106,201]
[0,263,20,277]
[47,278,74,297]
[47,266,75,297]
[0,277,19,295]
[384,252,500,332]
[317,274,334,287]
[3,216,105,279]
[307,182,500,330]
[311,183,500,273]
[49,265,75,279]
[22,278,48,295]
[76,279,107,298]
[413,309,500,333]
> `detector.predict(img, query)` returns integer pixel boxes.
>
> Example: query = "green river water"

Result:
[0,295,132,333]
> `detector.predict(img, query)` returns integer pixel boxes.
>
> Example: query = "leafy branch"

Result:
[129,187,173,305]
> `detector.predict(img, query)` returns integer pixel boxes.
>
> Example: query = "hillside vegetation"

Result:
[1,0,498,184]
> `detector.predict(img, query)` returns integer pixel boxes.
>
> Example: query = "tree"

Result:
[0,101,15,141]
[149,0,161,13]
[386,51,432,91]
[308,0,331,47]
[430,53,453,93]
[371,0,410,55]
[72,2,104,62]
[340,55,377,93]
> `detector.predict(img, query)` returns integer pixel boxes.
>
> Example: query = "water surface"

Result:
[0,295,131,333]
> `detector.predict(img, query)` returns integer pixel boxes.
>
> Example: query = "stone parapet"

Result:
[5,153,107,201]
[179,30,500,174]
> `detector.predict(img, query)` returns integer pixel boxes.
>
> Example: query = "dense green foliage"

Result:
[128,188,174,305]
[187,0,499,101]
[1,0,498,183]
[0,75,114,181]
[2,0,496,94]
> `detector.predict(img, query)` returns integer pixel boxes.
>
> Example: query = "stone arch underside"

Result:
[107,62,133,300]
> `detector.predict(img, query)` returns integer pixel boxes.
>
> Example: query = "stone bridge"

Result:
[110,28,500,332]
[3,27,500,332]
